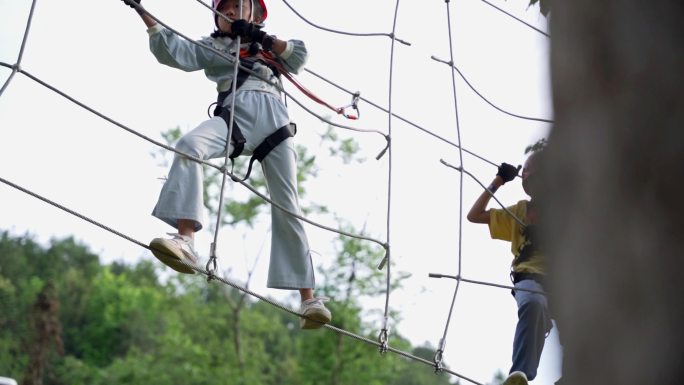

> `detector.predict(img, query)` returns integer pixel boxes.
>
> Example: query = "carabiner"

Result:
[338,91,361,120]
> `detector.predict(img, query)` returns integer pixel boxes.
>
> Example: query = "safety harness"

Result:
[212,45,360,181]
[213,47,296,182]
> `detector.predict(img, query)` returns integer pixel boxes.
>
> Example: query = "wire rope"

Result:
[208,0,245,277]
[304,68,500,167]
[0,0,37,98]
[376,0,401,354]
[279,0,410,45]
[0,174,481,385]
[430,273,547,295]
[433,0,465,370]
[0,1,555,382]
[129,2,390,146]
[441,159,525,227]
[479,0,550,38]
[0,62,387,249]
[431,56,553,123]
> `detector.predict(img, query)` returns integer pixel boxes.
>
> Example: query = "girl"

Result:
[122,0,331,329]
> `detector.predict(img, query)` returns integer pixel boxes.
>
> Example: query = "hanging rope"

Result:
[433,0,465,371]
[375,0,402,355]
[207,0,245,280]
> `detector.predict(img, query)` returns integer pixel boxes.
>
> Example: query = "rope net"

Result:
[0,0,551,383]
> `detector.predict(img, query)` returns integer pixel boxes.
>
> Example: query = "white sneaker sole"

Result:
[150,238,197,274]
[503,372,529,385]
[300,308,332,330]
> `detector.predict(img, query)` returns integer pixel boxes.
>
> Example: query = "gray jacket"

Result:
[147,24,308,97]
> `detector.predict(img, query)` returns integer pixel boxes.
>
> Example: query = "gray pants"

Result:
[511,279,553,380]
[152,91,315,289]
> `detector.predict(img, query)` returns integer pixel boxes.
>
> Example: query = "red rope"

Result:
[248,50,359,120]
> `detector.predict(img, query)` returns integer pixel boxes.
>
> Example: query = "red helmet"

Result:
[213,0,268,27]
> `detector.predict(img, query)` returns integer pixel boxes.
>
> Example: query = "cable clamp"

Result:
[433,350,444,372]
[433,338,446,372]
[378,328,389,354]
[206,243,218,281]
[378,317,390,353]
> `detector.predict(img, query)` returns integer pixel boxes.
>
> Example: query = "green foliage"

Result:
[488,369,507,385]
[0,118,493,384]
[0,232,475,385]
[528,0,550,16]
[525,138,547,154]
[321,126,365,164]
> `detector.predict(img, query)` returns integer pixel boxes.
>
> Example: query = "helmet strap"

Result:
[248,0,254,22]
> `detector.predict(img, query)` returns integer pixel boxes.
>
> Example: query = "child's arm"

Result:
[270,39,288,57]
[467,163,520,224]
[122,0,156,28]
[138,12,157,29]
[467,176,504,224]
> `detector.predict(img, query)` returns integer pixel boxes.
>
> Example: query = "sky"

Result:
[0,0,558,383]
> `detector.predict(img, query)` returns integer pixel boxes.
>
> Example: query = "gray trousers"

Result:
[511,279,553,380]
[152,91,315,289]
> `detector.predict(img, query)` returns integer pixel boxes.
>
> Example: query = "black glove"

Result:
[230,20,274,50]
[496,162,521,183]
[122,0,143,14]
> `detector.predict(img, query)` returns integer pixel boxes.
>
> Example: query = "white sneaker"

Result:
[300,297,332,330]
[149,233,199,274]
[503,371,528,385]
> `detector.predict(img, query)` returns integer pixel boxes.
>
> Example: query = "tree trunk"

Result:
[21,282,63,385]
[542,0,684,383]
[331,333,344,385]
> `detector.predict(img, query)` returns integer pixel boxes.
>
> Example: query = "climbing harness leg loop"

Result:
[216,107,246,159]
[237,123,296,182]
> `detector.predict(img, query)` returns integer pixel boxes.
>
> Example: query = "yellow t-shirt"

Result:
[488,200,544,274]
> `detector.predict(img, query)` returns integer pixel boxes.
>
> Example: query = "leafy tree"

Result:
[528,0,549,16]
[488,369,506,385]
